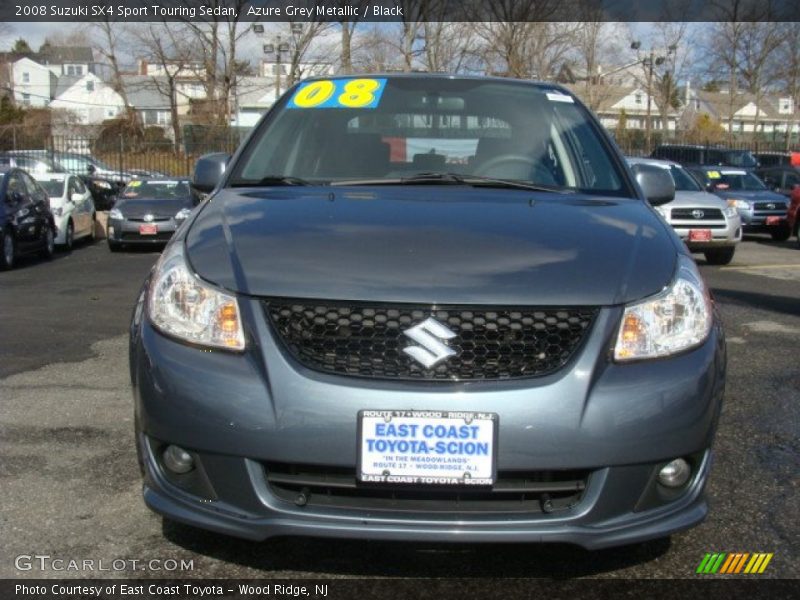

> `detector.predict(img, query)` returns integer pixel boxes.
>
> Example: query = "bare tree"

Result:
[183,0,252,125]
[352,25,395,72]
[651,22,694,132]
[284,21,333,84]
[471,1,575,79]
[705,1,751,142]
[131,23,196,150]
[775,23,800,150]
[91,19,131,113]
[738,19,783,138]
[422,22,479,73]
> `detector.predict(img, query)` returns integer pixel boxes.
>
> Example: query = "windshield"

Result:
[723,151,758,169]
[121,180,190,199]
[37,179,66,197]
[59,154,115,173]
[230,77,626,195]
[714,171,767,191]
[669,165,702,192]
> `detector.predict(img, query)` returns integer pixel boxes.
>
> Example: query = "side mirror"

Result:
[86,164,96,175]
[192,153,230,194]
[630,164,675,206]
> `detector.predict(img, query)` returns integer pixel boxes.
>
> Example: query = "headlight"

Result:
[175,208,192,220]
[727,199,750,210]
[614,255,712,361]
[109,208,124,220]
[93,180,112,190]
[723,205,738,218]
[148,242,245,351]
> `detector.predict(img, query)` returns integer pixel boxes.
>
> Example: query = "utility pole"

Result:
[631,41,676,152]
[254,24,304,103]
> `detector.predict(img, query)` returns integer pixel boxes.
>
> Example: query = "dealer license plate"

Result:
[139,224,158,235]
[766,216,783,226]
[358,410,497,486]
[688,229,712,242]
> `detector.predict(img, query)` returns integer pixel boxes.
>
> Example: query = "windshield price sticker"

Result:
[359,410,497,485]
[288,78,387,110]
[707,171,721,179]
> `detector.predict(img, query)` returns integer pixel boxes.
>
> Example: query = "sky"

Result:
[1,20,691,80]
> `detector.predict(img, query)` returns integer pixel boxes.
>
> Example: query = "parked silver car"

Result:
[628,157,741,265]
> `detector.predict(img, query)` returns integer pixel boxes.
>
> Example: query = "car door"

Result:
[20,171,52,244]
[74,176,95,235]
[5,171,38,250]
[66,176,88,235]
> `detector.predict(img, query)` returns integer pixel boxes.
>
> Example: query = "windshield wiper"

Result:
[335,172,571,194]
[230,175,315,187]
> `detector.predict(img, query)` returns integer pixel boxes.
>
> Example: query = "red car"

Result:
[790,186,800,248]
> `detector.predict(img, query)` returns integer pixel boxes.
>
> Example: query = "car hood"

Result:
[185,187,678,306]
[669,191,727,209]
[117,198,189,218]
[715,189,787,202]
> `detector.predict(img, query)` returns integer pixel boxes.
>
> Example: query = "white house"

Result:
[681,88,800,136]
[50,73,124,124]
[232,76,277,127]
[11,57,56,107]
[566,84,677,131]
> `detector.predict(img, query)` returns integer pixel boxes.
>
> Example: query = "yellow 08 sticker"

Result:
[288,78,387,110]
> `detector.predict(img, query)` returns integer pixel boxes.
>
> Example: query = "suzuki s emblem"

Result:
[143,213,154,222]
[692,210,705,219]
[402,317,457,368]
[767,203,775,210]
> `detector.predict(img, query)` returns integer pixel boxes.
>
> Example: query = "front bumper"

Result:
[108,218,181,244]
[670,217,742,250]
[737,210,789,231]
[130,291,726,548]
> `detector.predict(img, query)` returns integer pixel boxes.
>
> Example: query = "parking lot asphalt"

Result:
[0,236,798,581]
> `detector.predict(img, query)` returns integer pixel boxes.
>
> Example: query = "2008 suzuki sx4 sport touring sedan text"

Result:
[130,75,726,549]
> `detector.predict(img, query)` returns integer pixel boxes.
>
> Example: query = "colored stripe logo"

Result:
[696,552,773,574]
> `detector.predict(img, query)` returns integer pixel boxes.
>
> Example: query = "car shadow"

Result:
[711,288,800,318]
[162,520,671,578]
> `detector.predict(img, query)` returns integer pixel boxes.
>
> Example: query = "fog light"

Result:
[163,445,194,474]
[658,458,691,488]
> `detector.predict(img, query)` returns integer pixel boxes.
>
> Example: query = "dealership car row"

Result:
[1,143,799,271]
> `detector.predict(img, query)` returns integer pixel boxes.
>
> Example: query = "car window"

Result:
[73,177,87,194]
[121,180,191,199]
[669,165,702,192]
[6,172,29,202]
[783,171,800,189]
[722,151,757,169]
[19,171,41,196]
[714,170,767,191]
[231,78,626,195]
[38,179,67,198]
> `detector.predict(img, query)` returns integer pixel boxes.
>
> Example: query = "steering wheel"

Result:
[473,154,537,179]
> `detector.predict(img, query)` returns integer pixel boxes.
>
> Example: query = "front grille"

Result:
[674,223,727,229]
[670,208,724,220]
[127,216,171,222]
[265,463,590,514]
[121,232,174,241]
[265,300,598,381]
[754,202,786,212]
